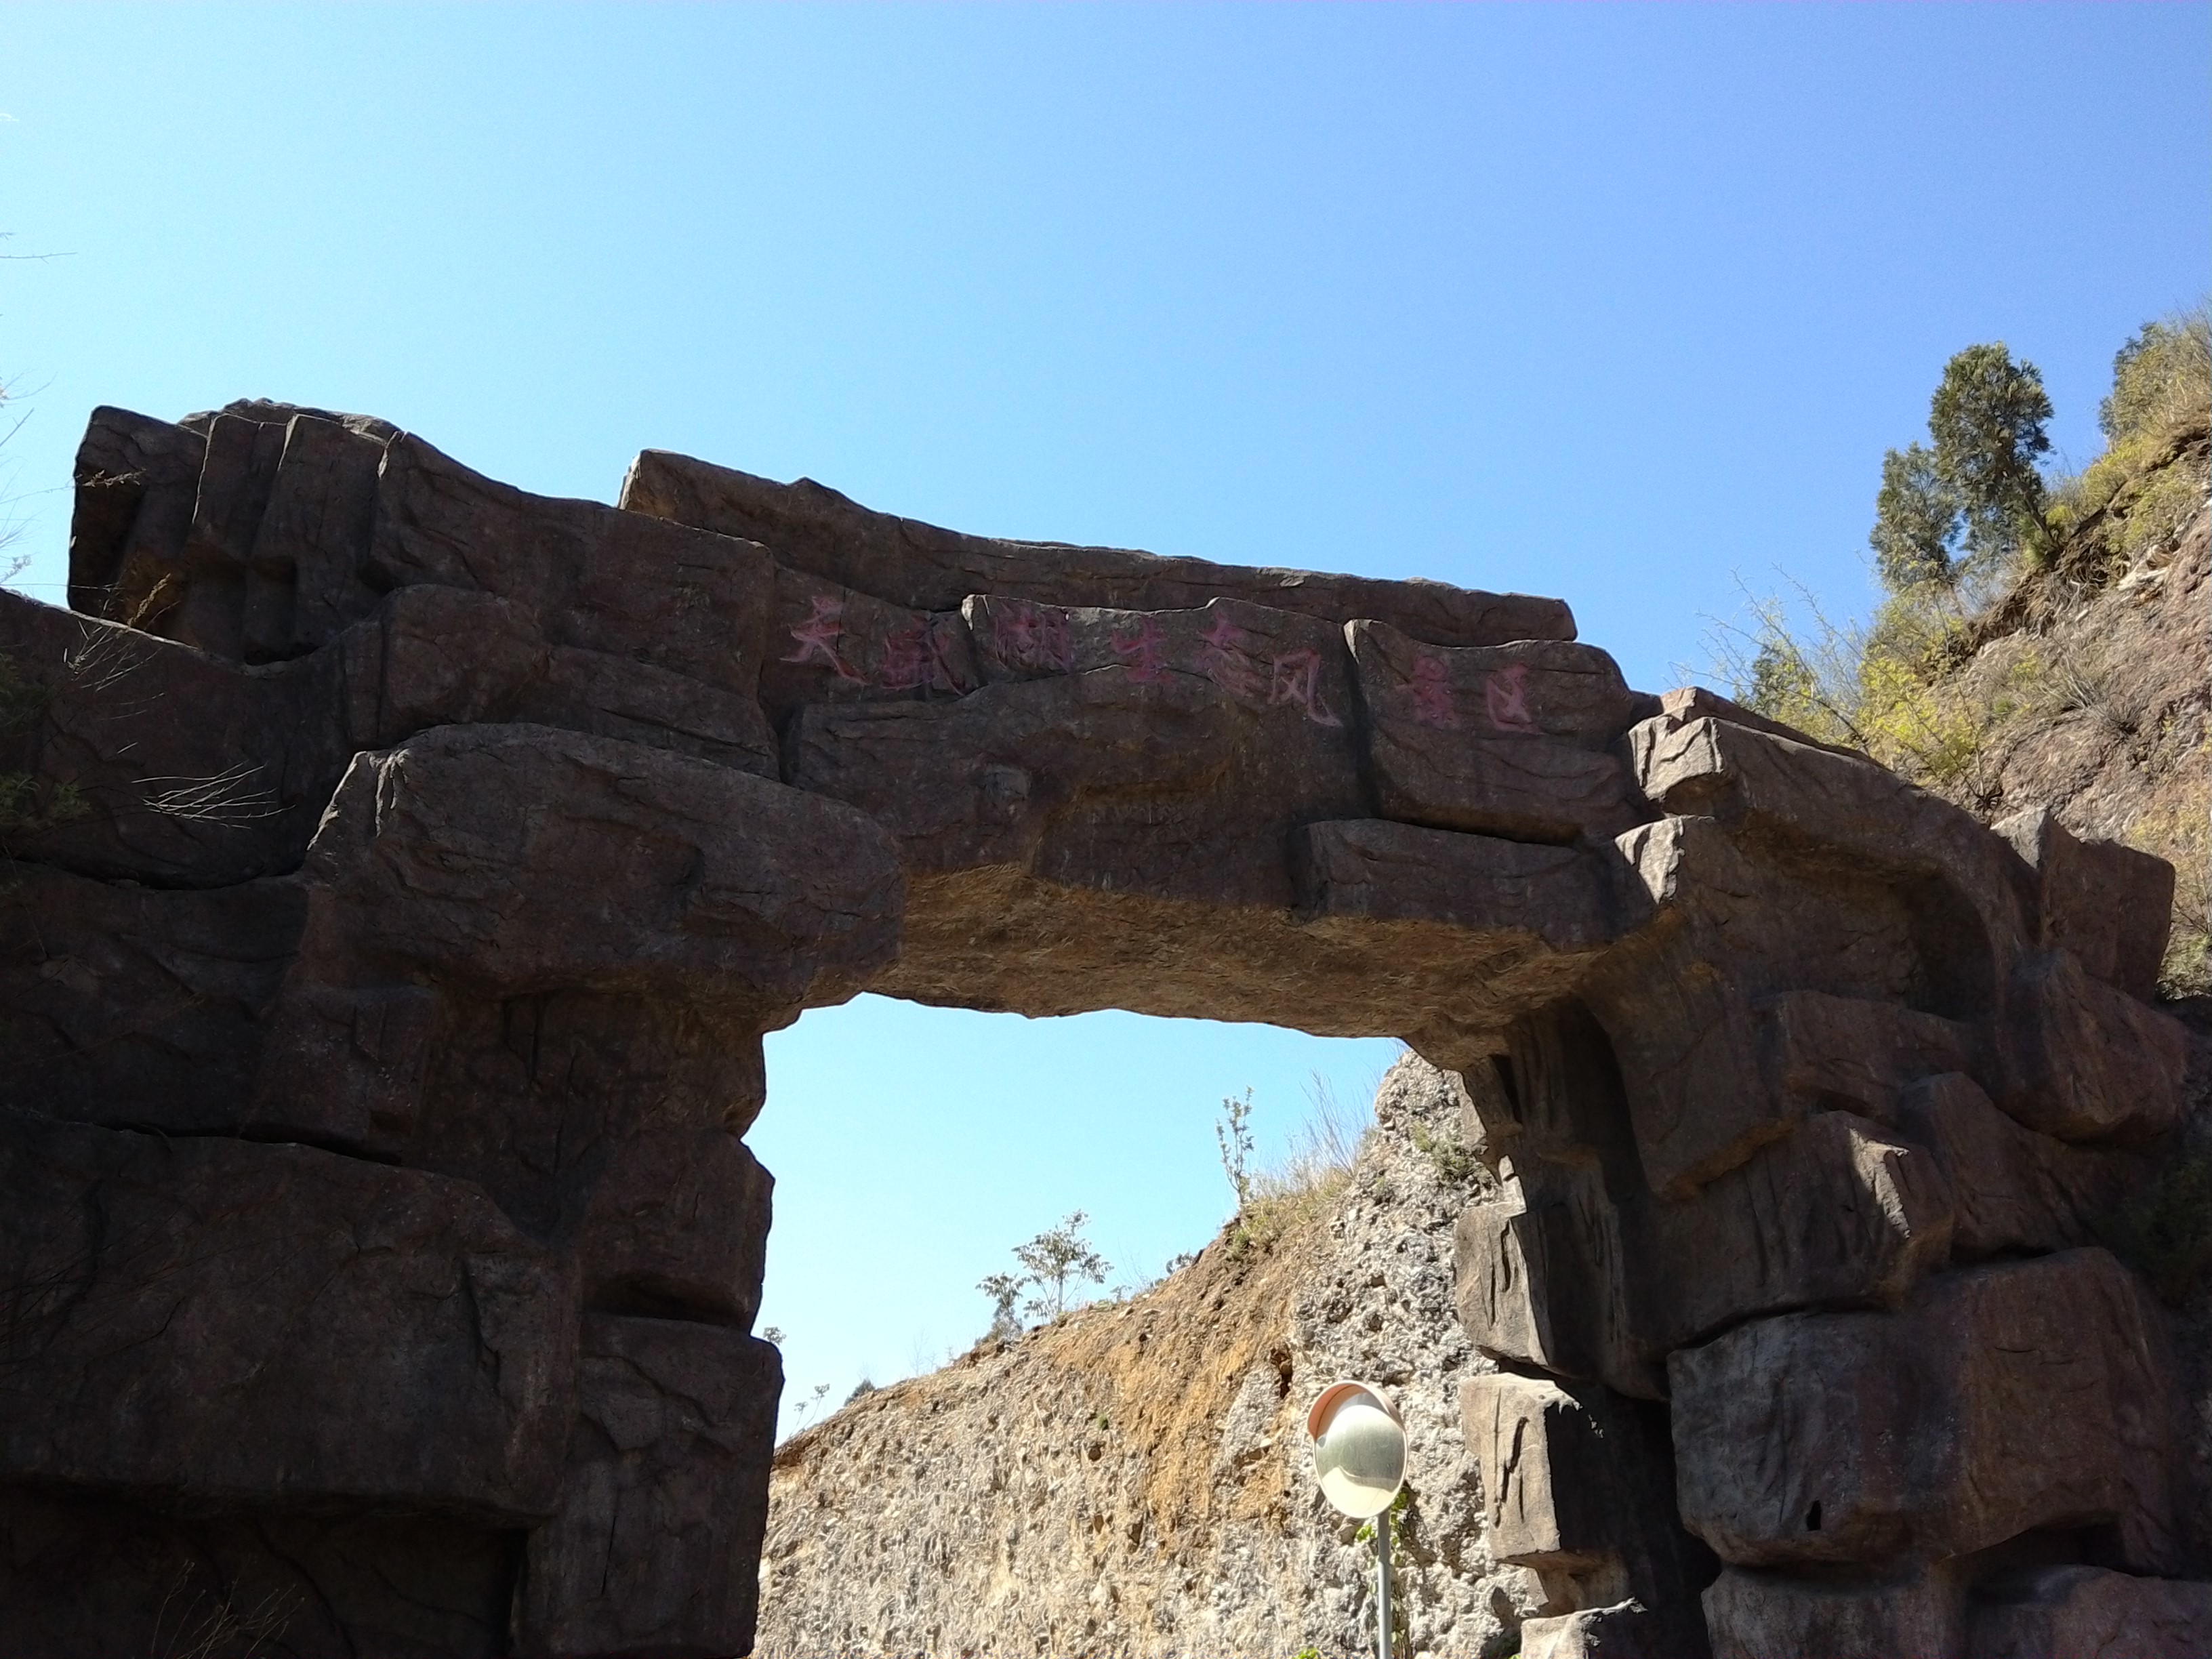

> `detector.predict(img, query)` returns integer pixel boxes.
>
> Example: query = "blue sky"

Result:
[4,4,2206,1410]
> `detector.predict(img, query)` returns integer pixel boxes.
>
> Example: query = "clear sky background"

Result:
[4,5,2207,1415]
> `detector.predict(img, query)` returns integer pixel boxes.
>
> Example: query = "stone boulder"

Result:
[1995,805,2176,1002]
[1585,815,1986,1200]
[0,588,354,885]
[1518,1601,1700,1659]
[0,1109,576,1521]
[1629,709,2038,986]
[1970,1565,2212,1659]
[1345,619,1650,844]
[0,863,304,1135]
[516,1316,781,1659]
[1670,1250,2188,1574]
[1649,1108,1954,1349]
[0,1488,518,1659]
[575,1127,774,1328]
[619,446,1574,646]
[1702,1566,1963,1659]
[285,722,903,1012]
[1460,1371,1715,1649]
[1894,1072,2150,1262]
[1995,948,2189,1143]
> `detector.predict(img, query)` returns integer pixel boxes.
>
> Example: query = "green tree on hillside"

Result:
[1870,342,2053,596]
[978,1271,1027,1343]
[2100,311,2212,441]
[1868,442,1963,593]
[1718,300,2209,939]
[2045,302,2210,573]
[1931,343,2053,568]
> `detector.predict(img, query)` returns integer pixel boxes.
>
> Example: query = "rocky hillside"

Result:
[756,1059,1553,1659]
[1941,501,2207,994]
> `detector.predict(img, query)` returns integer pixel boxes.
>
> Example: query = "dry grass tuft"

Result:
[1228,1071,1373,1256]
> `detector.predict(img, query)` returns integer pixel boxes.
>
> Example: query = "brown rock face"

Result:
[1996,947,2190,1142]
[3,397,2203,1655]
[1969,1564,2212,1659]
[517,1316,781,1659]
[1995,806,2177,1001]
[0,1109,576,1521]
[1647,1108,1956,1349]
[1459,1369,1711,1646]
[1671,1249,2188,1573]
[1700,1568,1966,1659]
[618,447,1574,647]
[1347,621,1651,845]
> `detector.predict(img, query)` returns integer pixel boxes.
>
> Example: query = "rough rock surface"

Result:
[518,1315,782,1658]
[1969,1563,2212,1659]
[617,448,1573,649]
[0,1107,576,1520]
[1670,1248,2189,1573]
[6,398,2205,1656]
[756,1059,1572,1659]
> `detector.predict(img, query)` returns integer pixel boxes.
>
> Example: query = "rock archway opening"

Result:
[751,994,1400,1420]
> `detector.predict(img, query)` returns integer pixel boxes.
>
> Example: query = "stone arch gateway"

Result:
[0,399,2203,1657]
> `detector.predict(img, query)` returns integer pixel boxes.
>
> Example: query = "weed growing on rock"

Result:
[1216,1087,1256,1210]
[1409,1117,1483,1188]
[1223,1077,1372,1257]
[150,1562,298,1659]
[786,1381,832,1434]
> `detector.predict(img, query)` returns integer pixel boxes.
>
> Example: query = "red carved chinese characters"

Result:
[1484,661,1539,734]
[1408,655,1458,729]
[994,602,1073,674]
[1195,613,1265,701]
[1110,616,1169,684]
[1269,648,1342,727]
[783,596,863,682]
[879,619,962,694]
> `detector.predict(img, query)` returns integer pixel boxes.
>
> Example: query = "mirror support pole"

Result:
[1374,1507,1393,1659]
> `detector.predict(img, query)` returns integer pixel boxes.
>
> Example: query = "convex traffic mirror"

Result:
[1307,1380,1406,1519]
